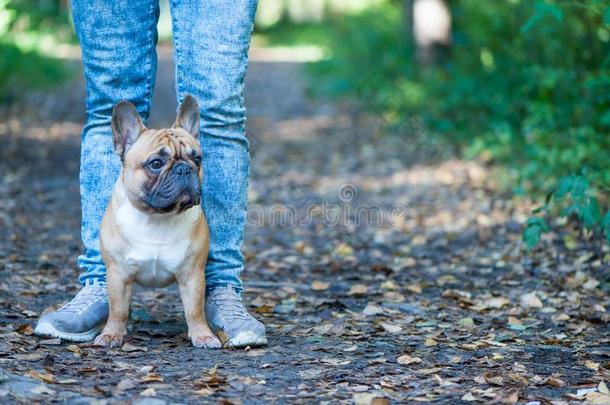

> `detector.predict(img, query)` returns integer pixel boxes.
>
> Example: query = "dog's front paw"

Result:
[190,331,222,349]
[94,330,125,348]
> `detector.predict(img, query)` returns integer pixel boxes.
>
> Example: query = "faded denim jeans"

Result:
[73,0,257,290]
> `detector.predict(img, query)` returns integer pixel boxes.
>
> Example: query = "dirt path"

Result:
[1,45,609,404]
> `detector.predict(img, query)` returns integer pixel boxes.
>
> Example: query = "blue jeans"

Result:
[73,0,257,290]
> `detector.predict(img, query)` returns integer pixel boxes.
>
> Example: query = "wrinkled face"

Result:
[111,95,203,214]
[123,129,202,214]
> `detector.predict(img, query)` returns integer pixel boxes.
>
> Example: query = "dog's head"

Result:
[111,95,203,214]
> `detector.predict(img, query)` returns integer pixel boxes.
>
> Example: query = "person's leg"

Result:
[35,0,159,341]
[169,0,266,347]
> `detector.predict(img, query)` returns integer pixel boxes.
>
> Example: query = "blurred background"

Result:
[1,0,610,244]
[2,3,610,400]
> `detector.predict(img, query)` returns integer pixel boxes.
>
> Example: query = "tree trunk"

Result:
[405,0,452,64]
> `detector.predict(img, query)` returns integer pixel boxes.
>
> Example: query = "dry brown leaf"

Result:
[66,344,80,354]
[348,284,368,295]
[140,373,164,383]
[311,280,330,291]
[406,283,423,294]
[397,354,422,366]
[122,343,147,352]
[16,324,34,335]
[334,243,354,257]
[483,297,509,309]
[193,387,215,396]
[520,292,543,309]
[546,376,565,387]
[27,370,54,384]
[586,392,610,405]
[586,360,601,372]
[424,338,437,346]
[484,375,504,386]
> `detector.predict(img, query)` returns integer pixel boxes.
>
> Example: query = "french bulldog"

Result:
[93,95,221,349]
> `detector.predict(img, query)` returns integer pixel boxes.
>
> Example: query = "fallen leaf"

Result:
[334,243,354,257]
[140,373,164,383]
[140,387,156,397]
[66,344,80,354]
[246,349,266,357]
[16,324,34,335]
[546,376,565,387]
[586,392,610,405]
[362,303,384,316]
[311,280,330,291]
[583,278,600,290]
[461,393,477,401]
[586,360,601,372]
[39,338,61,345]
[15,353,44,361]
[193,387,215,396]
[483,297,509,309]
[122,343,147,352]
[27,370,54,384]
[424,338,437,346]
[397,355,422,365]
[406,283,422,294]
[348,284,368,295]
[520,292,543,309]
[380,322,403,334]
[353,392,384,405]
[116,378,137,391]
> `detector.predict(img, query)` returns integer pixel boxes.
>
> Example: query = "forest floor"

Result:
[1,45,609,404]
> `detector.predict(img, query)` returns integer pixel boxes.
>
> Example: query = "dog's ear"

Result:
[174,94,200,138]
[111,101,145,159]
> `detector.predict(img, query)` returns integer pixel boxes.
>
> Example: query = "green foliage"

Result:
[524,169,610,250]
[261,0,610,248]
[0,42,70,100]
[296,0,610,191]
[253,21,333,48]
[0,0,74,101]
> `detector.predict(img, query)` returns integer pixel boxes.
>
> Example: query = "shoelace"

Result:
[209,290,252,321]
[59,285,106,314]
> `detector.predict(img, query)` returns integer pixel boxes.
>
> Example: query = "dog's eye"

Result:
[193,156,201,167]
[148,159,164,170]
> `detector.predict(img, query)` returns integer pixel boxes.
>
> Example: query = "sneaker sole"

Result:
[226,331,268,349]
[34,321,103,342]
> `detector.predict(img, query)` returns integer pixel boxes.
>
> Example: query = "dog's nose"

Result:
[172,162,192,176]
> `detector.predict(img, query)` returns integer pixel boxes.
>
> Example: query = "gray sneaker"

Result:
[205,286,268,348]
[34,283,108,342]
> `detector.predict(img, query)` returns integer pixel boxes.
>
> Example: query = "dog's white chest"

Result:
[115,204,199,287]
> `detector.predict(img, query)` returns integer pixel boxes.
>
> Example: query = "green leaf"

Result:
[555,176,573,199]
[581,197,601,229]
[604,7,610,25]
[526,216,549,231]
[571,175,589,200]
[524,224,542,250]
